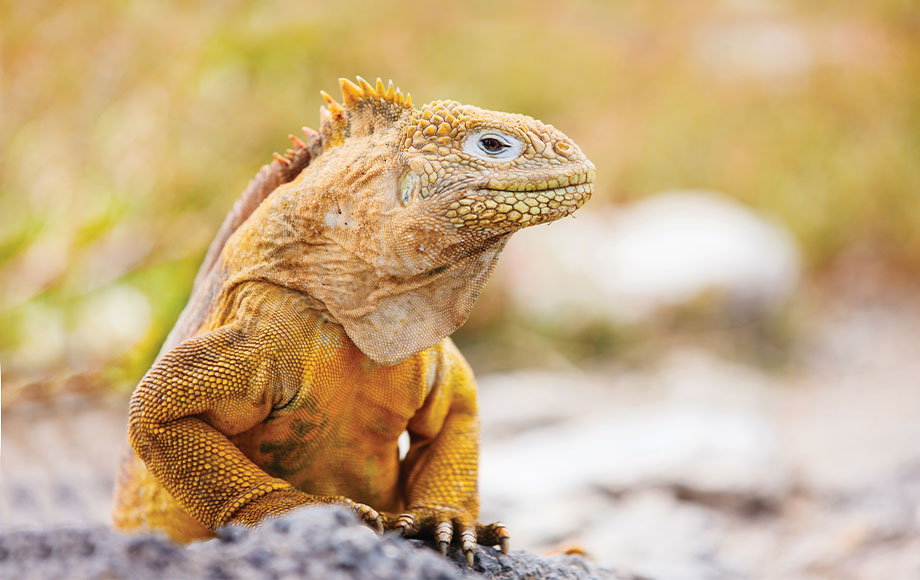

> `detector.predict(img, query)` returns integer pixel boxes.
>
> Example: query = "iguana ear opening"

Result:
[329,241,506,366]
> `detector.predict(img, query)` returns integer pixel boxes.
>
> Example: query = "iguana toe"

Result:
[477,521,510,554]
[460,528,476,565]
[436,520,452,555]
[394,512,417,537]
[345,499,383,533]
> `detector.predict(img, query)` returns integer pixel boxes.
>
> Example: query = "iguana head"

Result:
[314,78,594,277]
[223,77,595,364]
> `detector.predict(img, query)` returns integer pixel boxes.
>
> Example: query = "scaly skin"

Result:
[113,77,594,565]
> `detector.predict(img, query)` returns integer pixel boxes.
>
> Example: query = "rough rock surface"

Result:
[0,507,639,580]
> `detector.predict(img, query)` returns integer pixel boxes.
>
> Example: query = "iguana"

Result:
[112,77,595,565]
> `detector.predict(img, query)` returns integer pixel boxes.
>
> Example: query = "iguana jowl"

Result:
[113,77,595,564]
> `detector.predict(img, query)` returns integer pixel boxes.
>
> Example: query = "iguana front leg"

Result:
[386,344,509,565]
[128,321,383,532]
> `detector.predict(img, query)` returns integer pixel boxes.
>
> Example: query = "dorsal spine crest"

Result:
[318,77,413,151]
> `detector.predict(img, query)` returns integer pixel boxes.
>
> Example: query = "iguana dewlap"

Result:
[112,77,594,564]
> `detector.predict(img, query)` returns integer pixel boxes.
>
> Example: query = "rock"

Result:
[0,507,640,580]
[492,191,800,327]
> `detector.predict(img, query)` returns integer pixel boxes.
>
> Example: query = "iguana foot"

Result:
[383,507,509,566]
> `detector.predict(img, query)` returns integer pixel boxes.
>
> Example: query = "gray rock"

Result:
[0,507,640,580]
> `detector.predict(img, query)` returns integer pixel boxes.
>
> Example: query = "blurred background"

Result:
[1,1,919,578]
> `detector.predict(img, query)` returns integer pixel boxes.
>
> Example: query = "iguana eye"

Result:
[479,136,506,153]
[463,130,523,161]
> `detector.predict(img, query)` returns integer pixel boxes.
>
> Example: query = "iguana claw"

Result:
[461,530,476,566]
[395,513,416,537]
[435,520,452,555]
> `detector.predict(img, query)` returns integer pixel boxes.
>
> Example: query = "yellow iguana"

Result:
[112,77,595,565]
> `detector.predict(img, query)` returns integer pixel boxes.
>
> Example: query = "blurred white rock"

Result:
[494,190,801,326]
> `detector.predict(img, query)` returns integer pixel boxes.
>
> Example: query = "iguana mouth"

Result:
[446,178,593,230]
[485,182,593,197]
[481,166,595,193]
